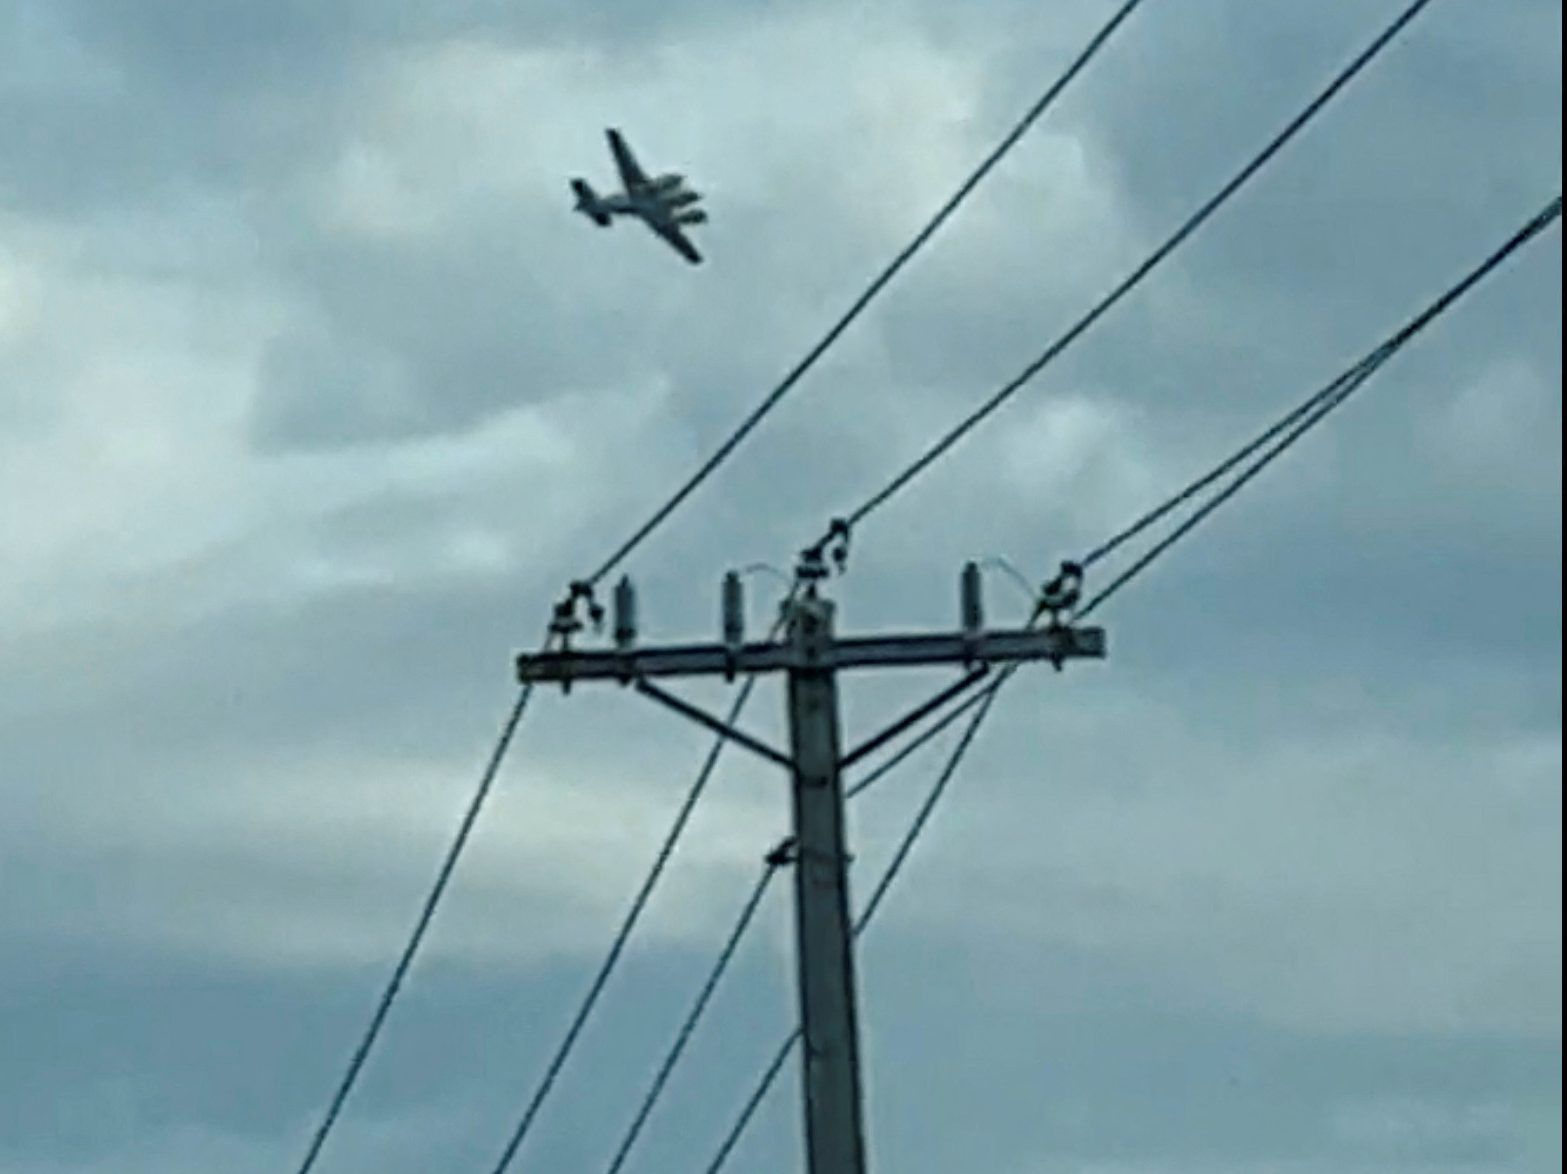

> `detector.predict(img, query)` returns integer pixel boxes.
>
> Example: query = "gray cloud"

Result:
[0,0,743,219]
[0,1,1559,1171]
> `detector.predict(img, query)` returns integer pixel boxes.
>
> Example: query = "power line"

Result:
[705,673,1015,1172]
[1076,365,1367,571]
[485,670,769,1172]
[303,5,1533,1164]
[697,189,1562,1174]
[853,675,1010,928]
[824,0,1439,549]
[704,1026,799,1174]
[291,681,543,1174]
[280,4,1533,1166]
[581,0,1151,589]
[1077,193,1562,618]
[484,585,796,1169]
[602,860,785,1173]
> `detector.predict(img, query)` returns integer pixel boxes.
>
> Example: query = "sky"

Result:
[0,1,1561,1171]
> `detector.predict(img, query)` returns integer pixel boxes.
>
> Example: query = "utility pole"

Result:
[783,588,866,1172]
[519,554,1105,1174]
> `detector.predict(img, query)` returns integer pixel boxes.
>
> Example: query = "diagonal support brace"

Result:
[838,666,991,770]
[634,678,793,769]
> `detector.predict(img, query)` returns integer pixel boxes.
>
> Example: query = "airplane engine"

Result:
[651,172,685,193]
[674,208,708,225]
[665,188,701,208]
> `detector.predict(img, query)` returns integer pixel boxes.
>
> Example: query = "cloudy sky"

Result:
[1,1,1561,1171]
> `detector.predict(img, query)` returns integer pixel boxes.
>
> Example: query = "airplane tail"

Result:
[571,178,611,227]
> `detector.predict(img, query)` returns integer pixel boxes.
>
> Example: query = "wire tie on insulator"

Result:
[826,517,852,574]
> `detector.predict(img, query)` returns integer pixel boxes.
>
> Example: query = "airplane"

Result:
[570,128,707,265]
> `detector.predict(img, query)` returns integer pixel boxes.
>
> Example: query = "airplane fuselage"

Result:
[594,186,695,228]
[571,129,705,263]
[598,193,639,216]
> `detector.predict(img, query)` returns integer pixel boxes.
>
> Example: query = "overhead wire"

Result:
[587,180,1554,1172]
[288,3,1536,1166]
[521,179,1560,1174]
[1075,365,1369,572]
[1076,193,1562,618]
[819,0,1441,551]
[602,860,785,1174]
[698,187,1562,1174]
[291,678,546,1174]
[484,660,776,1172]
[581,0,1151,589]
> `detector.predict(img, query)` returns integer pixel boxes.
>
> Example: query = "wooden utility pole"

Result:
[518,556,1105,1174]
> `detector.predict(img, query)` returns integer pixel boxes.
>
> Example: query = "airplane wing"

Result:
[606,128,648,191]
[647,216,703,264]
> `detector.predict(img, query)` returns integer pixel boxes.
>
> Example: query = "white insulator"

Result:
[613,576,638,649]
[722,570,745,650]
[960,561,984,640]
